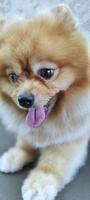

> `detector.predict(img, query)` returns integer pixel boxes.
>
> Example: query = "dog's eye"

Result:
[9,72,19,83]
[38,68,54,80]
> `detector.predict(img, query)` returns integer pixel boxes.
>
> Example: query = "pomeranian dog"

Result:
[0,4,90,200]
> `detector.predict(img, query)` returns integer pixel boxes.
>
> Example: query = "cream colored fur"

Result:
[0,4,90,200]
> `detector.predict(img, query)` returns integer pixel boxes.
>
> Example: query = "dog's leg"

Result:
[0,139,38,173]
[22,138,88,200]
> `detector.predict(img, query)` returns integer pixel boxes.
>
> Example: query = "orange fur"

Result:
[0,4,90,200]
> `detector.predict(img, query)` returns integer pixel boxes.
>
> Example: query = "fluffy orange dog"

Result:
[0,4,90,200]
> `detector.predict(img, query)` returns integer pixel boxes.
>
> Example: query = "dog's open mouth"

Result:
[25,96,56,128]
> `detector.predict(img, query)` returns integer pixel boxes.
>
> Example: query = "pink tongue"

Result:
[25,106,46,128]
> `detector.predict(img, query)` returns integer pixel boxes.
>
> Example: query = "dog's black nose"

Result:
[18,93,34,108]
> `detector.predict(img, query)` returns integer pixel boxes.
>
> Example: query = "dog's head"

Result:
[0,5,89,128]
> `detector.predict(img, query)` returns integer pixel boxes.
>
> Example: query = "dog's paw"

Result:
[22,171,59,200]
[0,147,30,173]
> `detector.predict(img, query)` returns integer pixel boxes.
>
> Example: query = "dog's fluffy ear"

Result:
[51,4,78,31]
[0,20,19,45]
[0,20,22,32]
[0,20,13,32]
[0,20,6,31]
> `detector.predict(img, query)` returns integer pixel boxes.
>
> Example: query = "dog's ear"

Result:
[0,20,6,45]
[0,20,22,44]
[51,4,78,31]
[0,20,6,31]
[0,20,17,31]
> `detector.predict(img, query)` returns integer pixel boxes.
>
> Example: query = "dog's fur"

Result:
[0,4,90,200]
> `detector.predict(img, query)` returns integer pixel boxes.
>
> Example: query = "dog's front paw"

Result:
[22,171,59,200]
[0,147,30,173]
